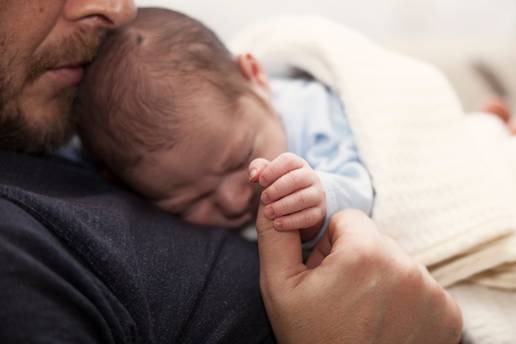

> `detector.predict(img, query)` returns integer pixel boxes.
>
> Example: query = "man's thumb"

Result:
[256,201,305,282]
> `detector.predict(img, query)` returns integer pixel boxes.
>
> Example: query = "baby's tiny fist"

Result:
[248,158,269,183]
[249,168,258,182]
[263,204,276,219]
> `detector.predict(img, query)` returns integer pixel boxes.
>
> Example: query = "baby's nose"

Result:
[216,174,255,217]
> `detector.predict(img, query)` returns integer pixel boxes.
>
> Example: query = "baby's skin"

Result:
[249,153,327,241]
[109,54,331,242]
[74,9,342,243]
[249,98,515,241]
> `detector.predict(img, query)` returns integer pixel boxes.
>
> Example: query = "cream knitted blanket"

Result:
[231,16,516,287]
[231,16,516,342]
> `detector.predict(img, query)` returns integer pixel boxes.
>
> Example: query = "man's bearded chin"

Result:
[0,88,76,154]
[0,30,104,154]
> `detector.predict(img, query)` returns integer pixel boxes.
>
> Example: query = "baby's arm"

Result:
[249,153,326,242]
[248,129,373,247]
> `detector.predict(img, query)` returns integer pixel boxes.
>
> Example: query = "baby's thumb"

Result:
[248,158,269,183]
[256,201,304,285]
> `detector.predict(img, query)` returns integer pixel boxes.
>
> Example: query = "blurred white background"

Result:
[136,0,516,43]
[135,0,516,111]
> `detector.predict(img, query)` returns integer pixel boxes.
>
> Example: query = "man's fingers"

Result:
[256,201,305,285]
[305,210,380,269]
[249,158,270,182]
[327,209,380,253]
[258,153,306,188]
[325,210,465,343]
[306,240,330,269]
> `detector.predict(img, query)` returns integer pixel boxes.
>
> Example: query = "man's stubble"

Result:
[0,30,104,153]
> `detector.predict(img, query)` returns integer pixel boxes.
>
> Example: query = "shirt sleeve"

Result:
[302,86,374,249]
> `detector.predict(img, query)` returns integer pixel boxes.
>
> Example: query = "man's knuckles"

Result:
[329,237,385,277]
[329,209,373,237]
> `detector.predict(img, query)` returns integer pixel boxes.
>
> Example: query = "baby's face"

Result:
[127,95,288,228]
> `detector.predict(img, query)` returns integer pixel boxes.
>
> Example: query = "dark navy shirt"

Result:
[0,151,273,343]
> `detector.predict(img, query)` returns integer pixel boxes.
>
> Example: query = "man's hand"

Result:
[255,206,463,344]
[249,153,326,241]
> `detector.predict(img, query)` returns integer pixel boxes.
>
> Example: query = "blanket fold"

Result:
[231,16,516,287]
[232,16,516,342]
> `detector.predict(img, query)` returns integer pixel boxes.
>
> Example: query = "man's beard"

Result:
[0,84,76,153]
[0,29,104,154]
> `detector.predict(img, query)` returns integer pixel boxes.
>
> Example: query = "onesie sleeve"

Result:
[302,86,374,249]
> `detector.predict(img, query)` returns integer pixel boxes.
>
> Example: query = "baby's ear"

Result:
[236,53,271,96]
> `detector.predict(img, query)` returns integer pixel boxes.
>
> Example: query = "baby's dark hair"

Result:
[75,7,249,173]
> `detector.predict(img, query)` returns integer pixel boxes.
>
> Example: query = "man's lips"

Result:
[46,65,85,88]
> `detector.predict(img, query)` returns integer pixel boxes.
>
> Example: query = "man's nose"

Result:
[216,173,255,217]
[65,0,137,29]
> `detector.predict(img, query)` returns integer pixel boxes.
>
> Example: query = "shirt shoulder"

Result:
[0,153,273,343]
[0,196,135,342]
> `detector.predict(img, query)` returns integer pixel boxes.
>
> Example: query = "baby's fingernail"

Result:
[261,192,270,204]
[274,219,283,230]
[249,168,257,181]
[264,205,275,219]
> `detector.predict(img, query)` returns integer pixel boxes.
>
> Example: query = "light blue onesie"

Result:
[57,78,374,249]
[270,78,374,247]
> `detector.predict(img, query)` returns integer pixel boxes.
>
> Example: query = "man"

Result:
[0,1,462,342]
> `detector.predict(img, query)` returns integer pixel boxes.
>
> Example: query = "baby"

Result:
[75,8,373,245]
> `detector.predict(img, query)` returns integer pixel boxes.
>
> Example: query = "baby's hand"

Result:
[249,153,326,241]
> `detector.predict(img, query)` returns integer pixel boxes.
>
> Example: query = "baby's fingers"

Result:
[258,153,306,188]
[261,167,315,205]
[263,187,323,220]
[273,207,325,231]
[249,158,269,183]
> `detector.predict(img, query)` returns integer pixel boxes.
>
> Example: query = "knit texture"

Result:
[231,15,516,285]
[449,283,516,343]
[231,16,516,342]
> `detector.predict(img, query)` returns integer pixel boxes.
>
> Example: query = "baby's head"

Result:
[76,8,287,227]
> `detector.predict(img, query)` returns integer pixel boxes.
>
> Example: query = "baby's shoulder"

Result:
[270,77,343,124]
[270,77,332,102]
